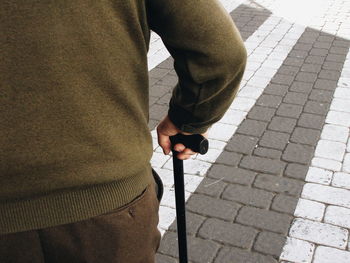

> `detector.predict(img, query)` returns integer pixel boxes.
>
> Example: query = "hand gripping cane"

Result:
[170,134,209,263]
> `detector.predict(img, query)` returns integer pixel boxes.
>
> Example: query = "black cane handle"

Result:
[170,134,209,155]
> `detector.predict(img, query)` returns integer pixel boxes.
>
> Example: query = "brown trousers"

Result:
[0,179,162,263]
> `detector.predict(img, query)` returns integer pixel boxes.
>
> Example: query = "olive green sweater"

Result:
[0,0,246,234]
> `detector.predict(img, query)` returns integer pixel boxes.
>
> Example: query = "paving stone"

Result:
[151,151,172,168]
[309,48,329,56]
[253,147,282,159]
[332,172,350,190]
[330,46,349,55]
[157,92,172,105]
[294,198,326,221]
[313,246,350,263]
[168,211,205,236]
[289,218,348,249]
[283,57,304,67]
[254,231,287,257]
[247,106,276,122]
[319,69,342,80]
[305,55,326,65]
[298,113,325,130]
[280,237,315,263]
[186,194,240,221]
[282,143,314,165]
[159,232,220,263]
[167,69,177,76]
[215,247,277,263]
[342,153,350,173]
[284,163,309,180]
[278,65,299,76]
[157,58,174,69]
[264,84,289,96]
[326,53,346,63]
[314,79,338,91]
[149,95,159,106]
[309,89,334,103]
[156,75,178,87]
[325,206,350,229]
[290,81,314,93]
[239,86,264,99]
[225,134,259,155]
[312,157,342,172]
[236,206,293,234]
[326,111,350,127]
[207,165,256,185]
[149,77,159,86]
[331,98,350,113]
[149,104,169,120]
[219,109,247,126]
[158,205,176,229]
[302,183,350,209]
[195,148,222,164]
[259,130,290,150]
[323,61,344,71]
[195,177,227,198]
[314,42,332,49]
[254,173,304,196]
[149,68,171,79]
[271,74,295,86]
[335,77,350,91]
[295,72,318,83]
[148,119,159,130]
[269,116,297,133]
[315,140,346,162]
[231,97,258,111]
[199,218,258,249]
[300,63,322,73]
[334,88,350,99]
[294,43,313,51]
[276,103,303,118]
[256,94,283,108]
[289,50,308,59]
[290,127,321,146]
[305,166,333,185]
[222,183,274,209]
[240,156,286,175]
[236,119,268,137]
[156,254,177,263]
[304,101,330,115]
[283,92,308,105]
[317,35,334,43]
[215,151,242,167]
[163,158,211,176]
[272,194,299,214]
[299,33,318,44]
[333,40,349,47]
[208,122,237,141]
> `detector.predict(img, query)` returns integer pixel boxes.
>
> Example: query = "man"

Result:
[0,0,246,262]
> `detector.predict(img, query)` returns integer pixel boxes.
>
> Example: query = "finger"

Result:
[176,149,196,160]
[174,143,186,152]
[181,148,196,155]
[157,130,171,155]
[176,153,194,160]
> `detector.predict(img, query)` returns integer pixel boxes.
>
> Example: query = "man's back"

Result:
[0,0,246,237]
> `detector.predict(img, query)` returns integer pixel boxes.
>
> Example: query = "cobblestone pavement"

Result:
[147,0,350,262]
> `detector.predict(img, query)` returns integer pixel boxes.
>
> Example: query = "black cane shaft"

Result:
[172,153,188,263]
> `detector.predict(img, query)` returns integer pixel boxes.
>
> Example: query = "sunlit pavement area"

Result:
[147,0,350,262]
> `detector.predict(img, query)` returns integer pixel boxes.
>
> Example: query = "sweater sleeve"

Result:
[147,0,247,134]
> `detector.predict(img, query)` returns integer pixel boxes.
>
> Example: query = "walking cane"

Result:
[170,134,209,263]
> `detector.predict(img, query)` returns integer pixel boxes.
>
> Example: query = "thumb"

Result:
[156,115,181,155]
